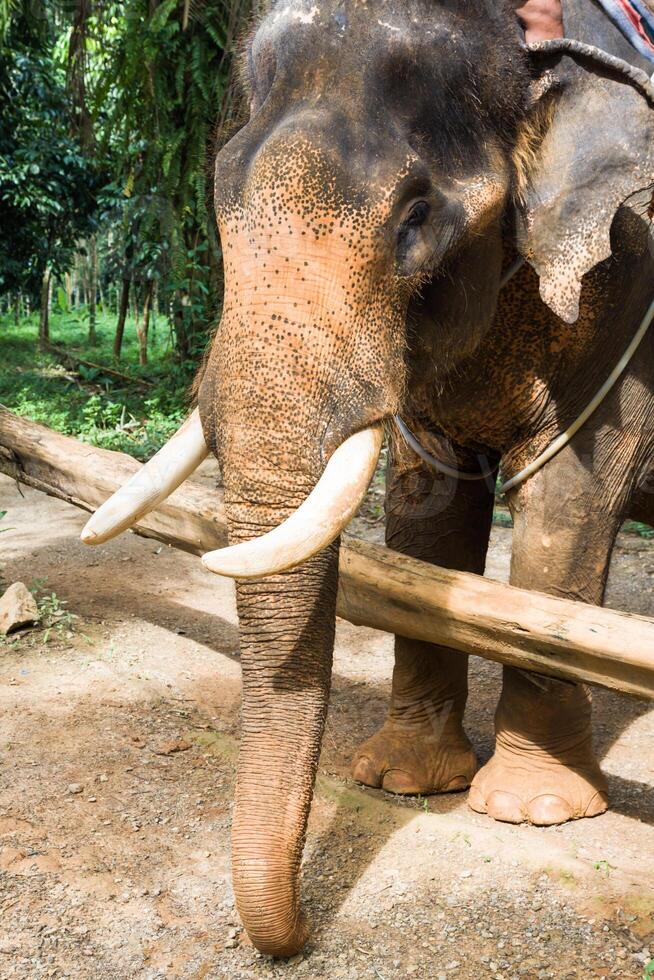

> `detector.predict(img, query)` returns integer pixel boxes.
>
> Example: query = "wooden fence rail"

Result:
[1,405,653,700]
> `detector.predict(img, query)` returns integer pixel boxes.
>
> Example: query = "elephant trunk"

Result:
[224,443,338,955]
[200,151,403,947]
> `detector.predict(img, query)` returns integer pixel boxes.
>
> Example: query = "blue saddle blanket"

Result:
[595,0,654,63]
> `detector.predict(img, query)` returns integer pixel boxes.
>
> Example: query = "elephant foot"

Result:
[352,716,478,795]
[469,749,608,825]
[469,672,608,826]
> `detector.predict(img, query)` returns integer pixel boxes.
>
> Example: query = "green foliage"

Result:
[0,0,14,41]
[0,310,191,458]
[492,509,513,528]
[0,5,100,299]
[25,581,80,643]
[623,520,654,539]
[0,0,252,356]
[92,0,250,355]
[0,0,254,447]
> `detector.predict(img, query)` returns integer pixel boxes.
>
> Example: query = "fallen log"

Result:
[1,405,653,700]
[0,405,226,556]
[47,345,153,388]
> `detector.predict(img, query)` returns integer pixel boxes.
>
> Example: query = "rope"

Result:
[395,286,654,496]
[394,415,497,482]
[527,37,654,104]
[499,295,654,493]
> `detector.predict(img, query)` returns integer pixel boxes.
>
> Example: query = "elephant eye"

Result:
[396,200,431,265]
[404,200,430,228]
[396,195,463,277]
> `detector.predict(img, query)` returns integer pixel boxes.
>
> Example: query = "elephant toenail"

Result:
[467,785,488,814]
[382,768,421,795]
[526,794,573,825]
[484,790,526,824]
[583,791,609,818]
[443,774,470,792]
[351,756,382,789]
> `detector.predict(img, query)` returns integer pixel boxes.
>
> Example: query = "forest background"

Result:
[0,0,252,459]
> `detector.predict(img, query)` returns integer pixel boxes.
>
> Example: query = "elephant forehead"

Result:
[217,131,413,218]
[259,0,457,44]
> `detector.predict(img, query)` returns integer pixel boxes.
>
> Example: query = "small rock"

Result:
[153,738,192,756]
[224,938,238,949]
[0,582,39,636]
[67,783,84,795]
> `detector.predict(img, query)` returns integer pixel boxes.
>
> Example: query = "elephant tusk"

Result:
[202,425,383,579]
[80,408,209,545]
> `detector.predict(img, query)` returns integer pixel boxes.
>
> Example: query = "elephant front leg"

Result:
[469,669,609,824]
[352,637,478,793]
[469,446,622,825]
[352,430,497,795]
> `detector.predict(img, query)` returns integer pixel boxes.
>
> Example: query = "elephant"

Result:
[81,0,654,959]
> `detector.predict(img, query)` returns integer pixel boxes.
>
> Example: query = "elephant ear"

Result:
[516,50,654,323]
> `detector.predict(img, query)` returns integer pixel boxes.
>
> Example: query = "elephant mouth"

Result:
[80,411,384,578]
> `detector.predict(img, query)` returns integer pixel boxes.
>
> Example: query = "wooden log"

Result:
[1,405,653,700]
[47,345,153,388]
[0,405,226,556]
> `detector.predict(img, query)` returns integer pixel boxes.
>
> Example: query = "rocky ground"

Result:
[1,464,653,979]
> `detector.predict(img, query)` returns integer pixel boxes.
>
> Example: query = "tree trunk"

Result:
[88,236,97,344]
[65,273,73,310]
[113,277,130,359]
[137,280,154,366]
[38,268,51,351]
[172,290,190,359]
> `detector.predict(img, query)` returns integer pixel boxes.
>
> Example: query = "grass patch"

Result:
[623,520,654,540]
[0,310,197,459]
[492,508,513,528]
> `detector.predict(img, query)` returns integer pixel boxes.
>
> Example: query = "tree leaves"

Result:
[0,13,100,299]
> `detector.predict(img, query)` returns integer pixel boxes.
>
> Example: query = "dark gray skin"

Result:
[197,0,654,956]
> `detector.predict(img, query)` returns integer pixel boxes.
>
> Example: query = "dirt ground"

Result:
[1,464,653,980]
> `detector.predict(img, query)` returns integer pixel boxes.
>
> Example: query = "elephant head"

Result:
[82,0,654,958]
